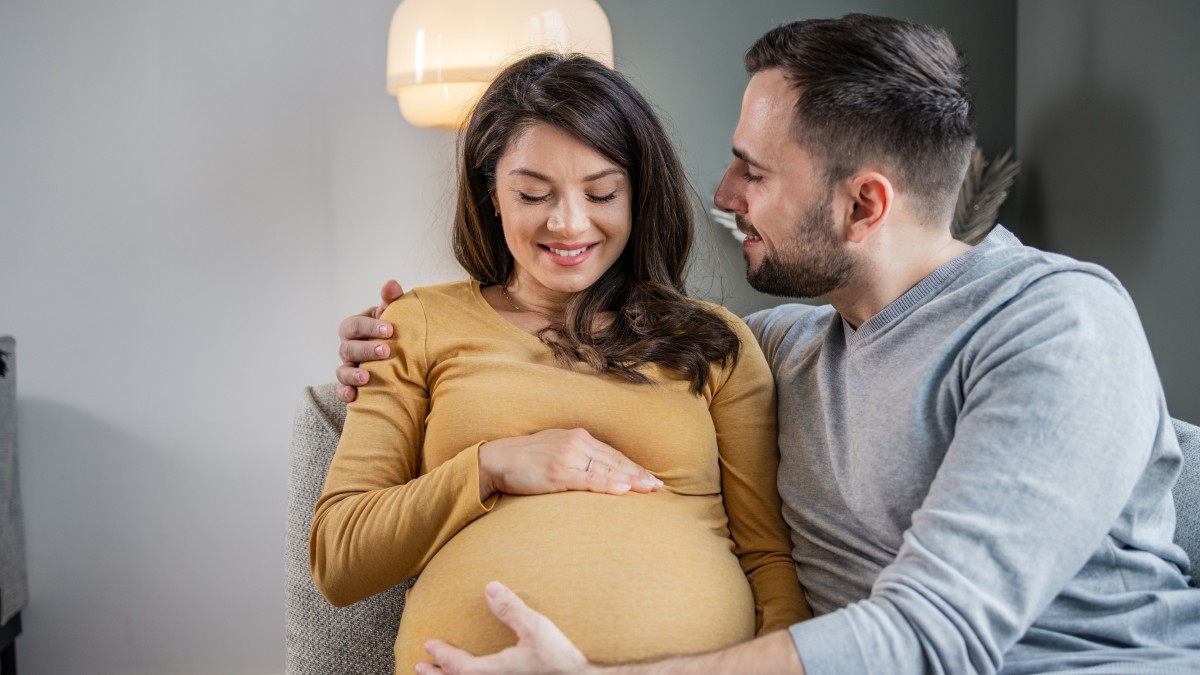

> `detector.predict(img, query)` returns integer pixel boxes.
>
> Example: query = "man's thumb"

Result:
[484,581,539,638]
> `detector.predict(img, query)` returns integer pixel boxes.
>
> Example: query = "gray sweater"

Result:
[746,228,1200,674]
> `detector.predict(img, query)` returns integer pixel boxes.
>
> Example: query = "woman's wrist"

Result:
[477,439,499,502]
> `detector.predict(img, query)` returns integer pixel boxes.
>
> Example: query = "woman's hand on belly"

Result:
[478,428,664,500]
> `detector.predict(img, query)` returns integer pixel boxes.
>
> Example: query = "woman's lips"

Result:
[540,243,597,266]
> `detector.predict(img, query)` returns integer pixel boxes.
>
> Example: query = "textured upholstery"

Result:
[1172,418,1200,587]
[283,382,1200,669]
[0,336,28,625]
[285,383,411,675]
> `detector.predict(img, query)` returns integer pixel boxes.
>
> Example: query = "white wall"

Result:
[0,1,1014,673]
[0,1,455,673]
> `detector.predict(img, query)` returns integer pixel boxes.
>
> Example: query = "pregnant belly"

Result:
[395,490,756,671]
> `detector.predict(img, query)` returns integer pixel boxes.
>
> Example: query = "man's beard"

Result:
[743,193,856,298]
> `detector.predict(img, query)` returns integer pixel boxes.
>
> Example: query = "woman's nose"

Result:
[547,198,589,235]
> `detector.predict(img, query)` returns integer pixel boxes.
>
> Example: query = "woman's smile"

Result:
[541,242,599,266]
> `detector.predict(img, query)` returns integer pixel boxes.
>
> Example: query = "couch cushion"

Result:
[1172,418,1200,587]
[285,383,412,675]
[0,335,28,625]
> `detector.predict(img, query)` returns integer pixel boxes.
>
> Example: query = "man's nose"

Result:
[714,164,745,214]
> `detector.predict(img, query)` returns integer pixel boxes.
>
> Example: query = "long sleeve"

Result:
[709,310,813,634]
[788,271,1172,673]
[309,291,496,607]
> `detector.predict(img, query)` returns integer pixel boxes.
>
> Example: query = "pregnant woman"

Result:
[310,52,810,673]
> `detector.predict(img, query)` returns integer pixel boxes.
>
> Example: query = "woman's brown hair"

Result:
[453,52,738,394]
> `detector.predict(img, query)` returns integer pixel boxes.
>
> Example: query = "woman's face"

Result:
[491,123,633,302]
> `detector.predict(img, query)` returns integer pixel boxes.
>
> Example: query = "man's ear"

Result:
[844,172,893,244]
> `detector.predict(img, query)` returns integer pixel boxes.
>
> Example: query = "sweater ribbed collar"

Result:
[843,226,1018,344]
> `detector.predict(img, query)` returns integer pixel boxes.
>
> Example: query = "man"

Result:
[335,14,1200,674]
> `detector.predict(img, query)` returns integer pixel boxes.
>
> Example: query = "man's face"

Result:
[714,69,855,298]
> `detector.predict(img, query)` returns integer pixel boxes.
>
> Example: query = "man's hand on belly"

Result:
[420,581,594,675]
[420,582,806,675]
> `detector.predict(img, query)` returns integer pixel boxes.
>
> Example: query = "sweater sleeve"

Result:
[788,271,1166,674]
[309,291,496,607]
[709,310,813,634]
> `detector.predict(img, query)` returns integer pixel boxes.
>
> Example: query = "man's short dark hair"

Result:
[745,13,976,224]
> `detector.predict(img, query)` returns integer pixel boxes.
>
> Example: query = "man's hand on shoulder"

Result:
[335,280,405,403]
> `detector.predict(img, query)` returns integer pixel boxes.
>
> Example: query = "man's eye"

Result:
[518,192,550,204]
[743,172,763,183]
[588,192,618,204]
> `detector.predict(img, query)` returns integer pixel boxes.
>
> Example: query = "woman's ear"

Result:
[845,172,894,244]
[490,193,501,218]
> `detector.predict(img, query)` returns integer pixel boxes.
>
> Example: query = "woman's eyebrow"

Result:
[582,168,624,182]
[508,168,551,181]
[507,167,624,182]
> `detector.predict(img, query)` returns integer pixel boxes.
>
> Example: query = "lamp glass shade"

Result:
[386,0,614,129]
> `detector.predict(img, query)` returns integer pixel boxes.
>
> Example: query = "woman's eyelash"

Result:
[743,172,763,183]
[516,192,618,204]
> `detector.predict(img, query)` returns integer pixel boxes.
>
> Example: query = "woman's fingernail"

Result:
[374,344,386,356]
[614,482,631,492]
[378,323,390,336]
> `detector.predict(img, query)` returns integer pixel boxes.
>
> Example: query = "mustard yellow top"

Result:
[310,281,809,672]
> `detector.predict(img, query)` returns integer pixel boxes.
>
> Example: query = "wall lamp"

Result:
[386,0,614,129]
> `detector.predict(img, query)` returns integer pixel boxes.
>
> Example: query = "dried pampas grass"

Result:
[953,147,1019,245]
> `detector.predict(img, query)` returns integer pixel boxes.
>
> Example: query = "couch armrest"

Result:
[285,384,412,675]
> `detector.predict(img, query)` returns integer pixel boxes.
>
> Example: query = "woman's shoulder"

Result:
[379,279,481,323]
[685,297,755,343]
[408,279,480,304]
[687,297,738,320]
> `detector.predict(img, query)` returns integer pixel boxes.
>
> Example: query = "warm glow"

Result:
[396,82,490,130]
[386,0,614,129]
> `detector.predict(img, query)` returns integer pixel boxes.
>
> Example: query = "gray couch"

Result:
[285,384,412,675]
[0,336,28,675]
[285,383,1200,675]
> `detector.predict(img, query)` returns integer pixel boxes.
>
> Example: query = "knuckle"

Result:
[494,598,514,622]
[342,316,365,338]
[339,315,367,340]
